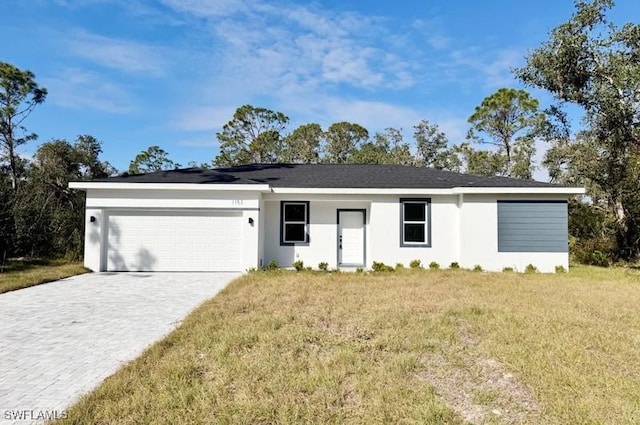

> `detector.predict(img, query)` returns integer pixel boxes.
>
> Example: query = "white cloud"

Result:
[433,116,469,145]
[159,0,247,17]
[154,0,512,154]
[66,30,168,76]
[483,49,524,88]
[163,0,418,92]
[447,47,523,90]
[412,18,452,50]
[532,137,551,182]
[123,1,185,27]
[319,99,423,133]
[43,68,133,113]
[176,138,219,148]
[174,106,237,131]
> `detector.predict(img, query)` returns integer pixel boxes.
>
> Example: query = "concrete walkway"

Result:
[0,272,239,424]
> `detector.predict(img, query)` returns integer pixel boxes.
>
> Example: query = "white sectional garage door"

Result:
[106,211,243,272]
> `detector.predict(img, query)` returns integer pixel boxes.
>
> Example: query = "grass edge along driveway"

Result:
[0,259,88,294]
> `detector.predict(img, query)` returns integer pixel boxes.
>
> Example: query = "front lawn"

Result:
[59,266,640,424]
[0,259,88,294]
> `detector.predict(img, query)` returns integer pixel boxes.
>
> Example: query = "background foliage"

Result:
[1,0,638,265]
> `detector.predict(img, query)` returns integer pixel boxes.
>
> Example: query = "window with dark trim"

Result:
[280,201,310,245]
[400,198,431,247]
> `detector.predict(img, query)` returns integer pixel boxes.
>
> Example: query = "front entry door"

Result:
[338,210,365,267]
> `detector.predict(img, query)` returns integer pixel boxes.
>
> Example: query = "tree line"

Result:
[1,0,638,264]
[210,88,544,182]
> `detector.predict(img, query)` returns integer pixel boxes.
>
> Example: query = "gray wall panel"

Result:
[497,201,568,252]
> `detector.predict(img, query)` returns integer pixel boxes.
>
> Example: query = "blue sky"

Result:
[2,0,639,179]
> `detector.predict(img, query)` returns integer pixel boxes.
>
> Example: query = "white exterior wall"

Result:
[263,196,370,269]
[262,194,459,270]
[368,195,459,268]
[83,208,105,272]
[85,189,260,209]
[80,187,572,273]
[459,194,569,272]
[82,189,262,272]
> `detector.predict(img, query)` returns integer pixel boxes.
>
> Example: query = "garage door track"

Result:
[0,272,238,424]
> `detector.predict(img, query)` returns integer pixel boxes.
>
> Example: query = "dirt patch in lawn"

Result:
[418,322,541,425]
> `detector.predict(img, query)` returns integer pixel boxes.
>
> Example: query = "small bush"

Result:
[293,260,304,272]
[524,264,538,274]
[356,267,364,273]
[395,263,404,270]
[570,235,614,267]
[409,259,422,269]
[318,262,329,272]
[265,260,279,271]
[555,265,567,273]
[473,265,483,272]
[449,262,460,269]
[428,261,440,270]
[502,266,515,272]
[305,266,313,272]
[372,261,395,272]
[583,250,611,267]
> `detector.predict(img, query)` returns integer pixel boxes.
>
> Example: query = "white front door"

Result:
[338,210,365,267]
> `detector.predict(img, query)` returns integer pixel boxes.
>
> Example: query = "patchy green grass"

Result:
[58,266,640,424]
[0,259,88,294]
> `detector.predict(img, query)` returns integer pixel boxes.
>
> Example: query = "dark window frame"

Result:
[280,201,310,245]
[399,198,432,247]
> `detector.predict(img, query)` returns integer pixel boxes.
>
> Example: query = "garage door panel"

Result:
[106,212,243,272]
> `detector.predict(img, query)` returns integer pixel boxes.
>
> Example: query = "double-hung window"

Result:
[281,201,309,245]
[400,198,431,247]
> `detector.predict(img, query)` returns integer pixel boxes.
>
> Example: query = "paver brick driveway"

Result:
[0,272,239,424]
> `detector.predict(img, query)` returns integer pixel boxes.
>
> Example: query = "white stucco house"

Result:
[69,164,584,273]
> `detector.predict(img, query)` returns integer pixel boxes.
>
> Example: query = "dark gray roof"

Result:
[92,164,565,189]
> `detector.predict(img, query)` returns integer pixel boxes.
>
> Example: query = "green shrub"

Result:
[555,265,567,273]
[473,265,483,272]
[449,262,460,269]
[502,266,515,272]
[318,262,329,272]
[356,267,364,273]
[395,263,404,270]
[265,260,279,271]
[409,259,422,269]
[524,264,538,274]
[583,250,611,267]
[570,235,614,267]
[372,261,395,272]
[428,261,440,270]
[293,260,304,272]
[305,266,313,272]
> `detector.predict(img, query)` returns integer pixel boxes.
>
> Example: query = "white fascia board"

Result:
[270,187,454,195]
[270,186,585,195]
[69,182,585,196]
[452,187,585,195]
[68,182,271,192]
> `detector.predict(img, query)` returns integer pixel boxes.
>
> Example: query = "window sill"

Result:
[400,243,431,248]
[280,241,310,247]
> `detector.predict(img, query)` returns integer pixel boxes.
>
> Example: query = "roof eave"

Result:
[452,187,586,195]
[68,182,272,192]
[69,182,585,195]
[271,187,586,195]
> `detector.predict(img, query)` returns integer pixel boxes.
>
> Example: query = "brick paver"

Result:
[0,272,238,424]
